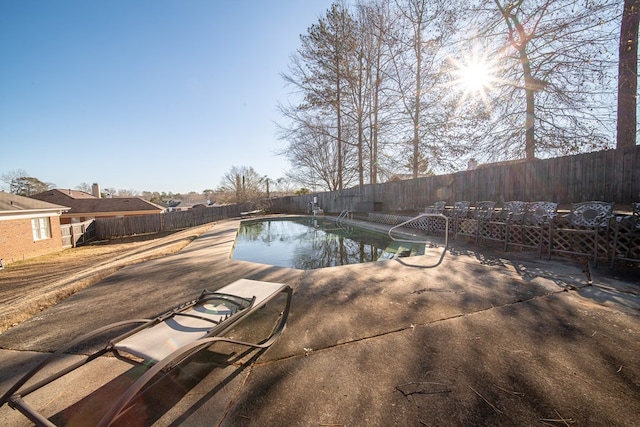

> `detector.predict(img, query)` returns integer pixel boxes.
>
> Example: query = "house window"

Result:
[31,217,51,240]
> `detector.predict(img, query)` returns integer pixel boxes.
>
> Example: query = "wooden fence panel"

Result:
[60,225,71,248]
[94,204,248,240]
[60,220,96,248]
[622,146,640,202]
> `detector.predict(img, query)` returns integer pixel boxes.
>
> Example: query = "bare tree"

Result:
[269,177,296,195]
[75,182,92,193]
[473,0,619,159]
[278,113,343,191]
[384,0,453,177]
[357,0,391,184]
[117,189,141,197]
[277,0,621,185]
[1,169,54,196]
[103,187,117,198]
[281,2,358,190]
[1,169,28,191]
[217,166,264,203]
[280,0,453,186]
[345,8,368,186]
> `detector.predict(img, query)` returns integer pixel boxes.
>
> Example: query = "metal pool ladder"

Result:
[387,213,449,267]
[337,209,351,224]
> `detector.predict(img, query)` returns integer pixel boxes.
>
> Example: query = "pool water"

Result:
[231,217,425,270]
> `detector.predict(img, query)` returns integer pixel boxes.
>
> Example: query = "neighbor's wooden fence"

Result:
[94,203,250,240]
[270,146,640,214]
[60,220,96,248]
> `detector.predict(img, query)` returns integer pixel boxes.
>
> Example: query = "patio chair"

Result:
[240,209,262,218]
[425,200,446,214]
[447,201,470,238]
[0,279,293,427]
[419,201,447,234]
[457,201,496,243]
[610,202,640,269]
[480,201,527,247]
[505,201,558,255]
[549,201,614,267]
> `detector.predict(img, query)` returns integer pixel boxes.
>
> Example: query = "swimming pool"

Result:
[231,217,426,270]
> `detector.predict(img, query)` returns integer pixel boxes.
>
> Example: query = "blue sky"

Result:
[0,1,334,194]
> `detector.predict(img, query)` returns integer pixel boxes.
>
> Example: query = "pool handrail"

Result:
[337,210,351,225]
[388,213,449,266]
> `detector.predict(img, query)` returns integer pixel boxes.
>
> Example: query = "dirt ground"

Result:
[0,224,214,332]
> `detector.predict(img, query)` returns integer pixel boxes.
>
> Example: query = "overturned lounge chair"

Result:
[240,209,262,218]
[0,279,292,427]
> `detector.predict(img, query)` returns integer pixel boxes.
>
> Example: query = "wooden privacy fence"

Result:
[60,220,96,248]
[269,146,640,214]
[94,204,249,240]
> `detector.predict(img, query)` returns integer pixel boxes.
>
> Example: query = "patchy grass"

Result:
[0,224,213,333]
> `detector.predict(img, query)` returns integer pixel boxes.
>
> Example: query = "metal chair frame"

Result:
[456,201,496,243]
[549,201,614,267]
[0,280,293,427]
[425,200,446,215]
[446,201,470,238]
[479,201,528,247]
[610,202,640,268]
[504,201,558,256]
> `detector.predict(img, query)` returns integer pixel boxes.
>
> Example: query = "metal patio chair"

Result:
[425,200,446,215]
[505,201,558,256]
[457,201,496,243]
[549,201,614,267]
[610,202,640,269]
[420,201,447,234]
[0,279,293,427]
[480,201,527,247]
[447,201,470,238]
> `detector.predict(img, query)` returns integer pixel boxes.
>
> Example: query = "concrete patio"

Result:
[0,217,639,426]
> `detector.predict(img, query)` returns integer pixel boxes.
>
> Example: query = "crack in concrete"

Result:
[263,282,592,364]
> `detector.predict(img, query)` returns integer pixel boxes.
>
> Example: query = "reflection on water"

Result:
[232,217,424,270]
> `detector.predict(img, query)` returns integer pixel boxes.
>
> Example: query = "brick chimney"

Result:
[92,183,101,198]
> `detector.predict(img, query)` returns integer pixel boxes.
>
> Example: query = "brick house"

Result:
[30,185,165,224]
[0,191,69,266]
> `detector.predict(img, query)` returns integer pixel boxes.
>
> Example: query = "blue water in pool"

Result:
[231,217,425,270]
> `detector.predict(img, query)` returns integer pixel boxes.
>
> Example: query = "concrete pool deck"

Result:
[0,217,639,426]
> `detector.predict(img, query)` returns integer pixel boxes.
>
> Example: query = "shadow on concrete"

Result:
[49,348,262,426]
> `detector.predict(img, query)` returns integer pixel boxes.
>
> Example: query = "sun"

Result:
[458,61,492,93]
[448,51,498,107]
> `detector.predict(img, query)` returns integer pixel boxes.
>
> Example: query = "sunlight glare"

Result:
[459,61,492,93]
[449,51,498,108]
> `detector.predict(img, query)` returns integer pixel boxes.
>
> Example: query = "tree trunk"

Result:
[372,66,380,184]
[413,21,422,179]
[521,47,536,159]
[617,0,640,149]
[357,53,365,187]
[337,71,344,190]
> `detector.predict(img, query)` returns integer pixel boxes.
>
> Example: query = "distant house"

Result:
[165,200,212,212]
[30,185,165,225]
[475,158,530,169]
[0,191,69,266]
[386,173,432,182]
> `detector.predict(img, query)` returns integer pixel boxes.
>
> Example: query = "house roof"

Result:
[386,173,432,182]
[170,201,212,209]
[30,189,165,215]
[0,191,69,215]
[50,189,97,199]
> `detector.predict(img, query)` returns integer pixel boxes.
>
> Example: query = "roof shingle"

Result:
[0,191,69,213]
[30,189,164,215]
